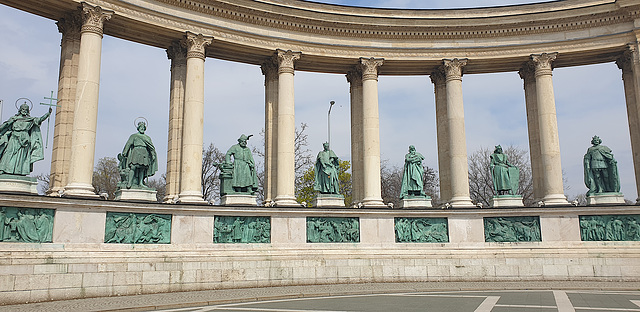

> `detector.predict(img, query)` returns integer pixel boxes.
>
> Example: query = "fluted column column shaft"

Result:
[178,32,212,203]
[262,58,279,204]
[64,3,112,197]
[442,59,474,207]
[359,57,385,208]
[430,70,451,203]
[531,53,568,205]
[164,40,187,202]
[618,44,640,203]
[274,50,301,206]
[347,69,364,205]
[520,63,544,202]
[49,13,81,196]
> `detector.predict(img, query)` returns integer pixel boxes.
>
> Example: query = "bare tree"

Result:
[36,173,50,195]
[201,143,226,203]
[468,145,534,207]
[92,157,120,199]
[146,173,166,202]
[380,160,439,208]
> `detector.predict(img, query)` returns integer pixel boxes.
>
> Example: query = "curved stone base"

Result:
[0,174,38,194]
[399,196,432,209]
[221,194,258,206]
[115,188,158,202]
[62,182,99,198]
[587,193,625,206]
[491,195,524,208]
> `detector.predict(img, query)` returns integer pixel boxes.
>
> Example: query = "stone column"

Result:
[442,58,474,208]
[530,53,568,205]
[64,3,112,197]
[430,69,451,203]
[164,40,187,202]
[519,62,544,202]
[49,13,81,196]
[178,32,212,203]
[617,45,640,203]
[359,57,385,208]
[261,57,279,205]
[347,69,364,205]
[274,49,301,207]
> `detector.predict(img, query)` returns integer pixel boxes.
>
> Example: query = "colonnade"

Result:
[45,3,640,207]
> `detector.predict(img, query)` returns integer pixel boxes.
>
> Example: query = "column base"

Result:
[448,196,475,208]
[587,193,625,206]
[541,194,569,206]
[491,195,524,208]
[178,191,206,204]
[274,195,300,207]
[63,182,99,198]
[0,174,38,195]
[361,197,386,208]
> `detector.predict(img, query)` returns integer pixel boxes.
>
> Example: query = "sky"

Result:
[0,0,635,202]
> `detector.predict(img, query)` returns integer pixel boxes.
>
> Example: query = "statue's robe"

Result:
[0,112,49,175]
[400,151,425,199]
[225,144,258,191]
[314,149,340,194]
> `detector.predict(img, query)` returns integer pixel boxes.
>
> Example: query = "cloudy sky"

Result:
[0,0,634,202]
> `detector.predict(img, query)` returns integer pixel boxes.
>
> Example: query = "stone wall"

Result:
[1,194,639,305]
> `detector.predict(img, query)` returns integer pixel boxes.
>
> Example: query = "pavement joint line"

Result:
[495,304,558,309]
[571,307,640,311]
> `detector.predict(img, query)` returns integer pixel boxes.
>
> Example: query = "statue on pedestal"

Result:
[314,142,340,194]
[490,145,519,195]
[400,145,426,199]
[117,121,158,189]
[583,136,620,196]
[0,103,51,175]
[223,134,258,195]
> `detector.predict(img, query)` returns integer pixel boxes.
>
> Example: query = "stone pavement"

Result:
[1,281,639,312]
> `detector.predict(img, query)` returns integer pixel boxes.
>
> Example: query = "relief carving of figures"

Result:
[583,136,620,196]
[394,217,448,243]
[104,212,171,244]
[0,207,54,243]
[214,216,270,243]
[579,215,640,241]
[306,217,359,243]
[484,216,541,242]
[0,104,51,175]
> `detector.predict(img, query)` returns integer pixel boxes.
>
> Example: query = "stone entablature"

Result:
[1,0,639,73]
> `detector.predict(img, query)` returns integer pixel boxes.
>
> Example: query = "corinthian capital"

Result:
[442,58,467,82]
[80,3,113,37]
[358,57,384,81]
[276,49,301,75]
[166,40,187,63]
[261,56,278,83]
[530,53,558,77]
[185,32,213,60]
[57,12,82,43]
[429,68,446,86]
[346,67,363,85]
[518,61,536,81]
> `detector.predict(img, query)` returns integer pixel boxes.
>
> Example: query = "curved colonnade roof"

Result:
[1,0,638,74]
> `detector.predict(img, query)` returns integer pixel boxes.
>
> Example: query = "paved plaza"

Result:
[1,281,639,312]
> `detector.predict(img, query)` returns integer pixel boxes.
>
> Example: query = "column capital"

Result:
[617,44,637,73]
[79,2,113,37]
[261,56,279,82]
[429,68,446,86]
[518,61,536,80]
[346,67,362,85]
[276,49,301,75]
[442,58,467,82]
[166,40,187,63]
[184,32,213,60]
[57,12,82,43]
[358,57,384,81]
[530,52,558,77]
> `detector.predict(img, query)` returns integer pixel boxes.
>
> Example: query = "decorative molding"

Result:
[531,52,558,77]
[358,57,384,81]
[442,58,467,82]
[80,2,113,37]
[184,32,213,59]
[276,49,301,75]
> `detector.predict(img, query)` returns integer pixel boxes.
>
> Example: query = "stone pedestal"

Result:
[587,193,625,206]
[399,196,432,209]
[115,188,157,201]
[312,194,345,207]
[0,174,38,194]
[220,194,258,206]
[491,195,524,208]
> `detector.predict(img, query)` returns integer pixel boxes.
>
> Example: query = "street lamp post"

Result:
[328,100,335,147]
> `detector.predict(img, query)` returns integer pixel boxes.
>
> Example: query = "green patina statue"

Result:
[490,145,519,195]
[117,122,158,189]
[223,134,258,194]
[314,142,340,194]
[0,104,51,175]
[400,145,426,199]
[584,136,620,196]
